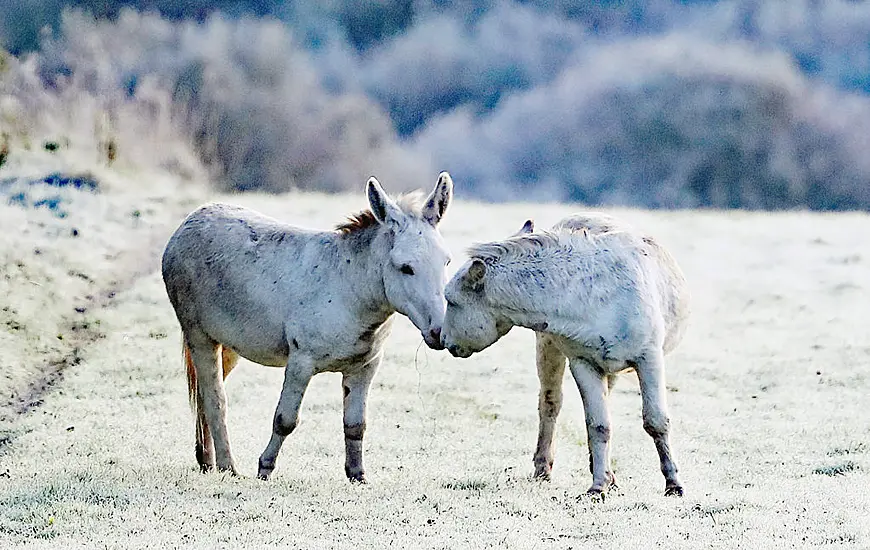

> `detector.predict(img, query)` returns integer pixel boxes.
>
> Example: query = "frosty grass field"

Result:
[0,153,869,549]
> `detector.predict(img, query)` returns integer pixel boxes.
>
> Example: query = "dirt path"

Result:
[0,164,205,437]
[5,229,175,420]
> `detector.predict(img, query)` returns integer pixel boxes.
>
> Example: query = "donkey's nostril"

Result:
[426,327,444,350]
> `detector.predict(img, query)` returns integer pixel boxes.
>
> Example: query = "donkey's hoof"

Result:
[347,472,367,484]
[195,444,215,472]
[257,458,275,480]
[664,484,684,497]
[533,462,553,481]
[532,471,552,482]
[584,472,617,501]
[584,488,606,503]
[216,462,239,477]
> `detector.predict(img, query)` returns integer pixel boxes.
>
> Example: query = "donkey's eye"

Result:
[400,264,415,276]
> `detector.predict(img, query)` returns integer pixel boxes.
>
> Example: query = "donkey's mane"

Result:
[336,210,379,234]
[335,192,425,234]
[467,232,567,265]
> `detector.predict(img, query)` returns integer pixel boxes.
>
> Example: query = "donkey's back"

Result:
[162,202,319,278]
[551,212,690,354]
[162,203,323,367]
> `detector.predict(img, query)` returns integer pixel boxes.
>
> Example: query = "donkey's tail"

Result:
[184,342,197,412]
[185,343,239,410]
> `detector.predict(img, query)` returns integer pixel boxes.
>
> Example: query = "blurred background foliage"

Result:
[1,0,869,209]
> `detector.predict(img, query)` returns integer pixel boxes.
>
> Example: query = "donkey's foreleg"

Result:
[635,350,683,496]
[188,333,237,475]
[533,333,567,480]
[342,363,379,483]
[257,356,314,480]
[569,359,615,495]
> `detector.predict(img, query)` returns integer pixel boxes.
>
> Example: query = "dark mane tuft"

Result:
[467,233,564,264]
[334,193,425,235]
[336,210,379,234]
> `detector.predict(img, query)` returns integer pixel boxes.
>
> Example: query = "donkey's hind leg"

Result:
[533,333,567,480]
[194,346,240,472]
[188,331,238,475]
[634,349,683,496]
[195,395,215,471]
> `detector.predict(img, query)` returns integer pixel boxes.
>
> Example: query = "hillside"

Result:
[0,150,207,423]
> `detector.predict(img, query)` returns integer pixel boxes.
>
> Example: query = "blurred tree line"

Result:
[1,1,869,210]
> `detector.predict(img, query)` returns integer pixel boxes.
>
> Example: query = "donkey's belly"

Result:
[553,334,637,375]
[230,344,288,368]
[200,310,290,368]
[217,336,289,368]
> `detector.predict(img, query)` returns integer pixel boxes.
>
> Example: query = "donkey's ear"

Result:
[463,259,486,292]
[513,219,534,236]
[367,177,404,225]
[422,171,453,226]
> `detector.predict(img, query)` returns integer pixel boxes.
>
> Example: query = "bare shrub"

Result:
[412,36,870,209]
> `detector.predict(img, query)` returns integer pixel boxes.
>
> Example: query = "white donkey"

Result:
[441,213,690,496]
[162,173,453,482]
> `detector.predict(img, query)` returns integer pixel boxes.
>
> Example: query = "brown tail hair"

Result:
[184,342,197,412]
[185,342,239,411]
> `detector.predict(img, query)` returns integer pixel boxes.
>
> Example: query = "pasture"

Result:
[0,169,869,549]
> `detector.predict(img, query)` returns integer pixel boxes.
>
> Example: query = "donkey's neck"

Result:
[332,226,394,324]
[484,264,562,331]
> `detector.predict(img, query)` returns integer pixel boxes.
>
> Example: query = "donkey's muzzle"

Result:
[446,344,473,358]
[424,327,444,350]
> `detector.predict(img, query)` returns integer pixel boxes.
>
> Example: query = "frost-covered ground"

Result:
[0,165,868,548]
